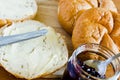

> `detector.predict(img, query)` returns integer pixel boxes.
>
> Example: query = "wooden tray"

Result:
[0,0,120,80]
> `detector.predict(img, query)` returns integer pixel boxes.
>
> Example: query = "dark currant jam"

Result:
[62,59,105,80]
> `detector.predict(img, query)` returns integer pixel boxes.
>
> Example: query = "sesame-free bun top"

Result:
[58,0,117,34]
[72,8,120,54]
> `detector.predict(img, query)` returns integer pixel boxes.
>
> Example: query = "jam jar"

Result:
[62,43,120,80]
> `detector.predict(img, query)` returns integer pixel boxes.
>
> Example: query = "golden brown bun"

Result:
[72,8,119,54]
[58,0,117,34]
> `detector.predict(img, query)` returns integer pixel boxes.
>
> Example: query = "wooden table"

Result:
[0,0,120,80]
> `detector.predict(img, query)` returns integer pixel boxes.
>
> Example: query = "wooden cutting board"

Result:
[0,0,120,80]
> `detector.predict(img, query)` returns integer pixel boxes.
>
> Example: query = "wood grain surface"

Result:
[0,0,120,80]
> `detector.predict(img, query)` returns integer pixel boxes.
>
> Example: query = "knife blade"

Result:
[0,29,48,47]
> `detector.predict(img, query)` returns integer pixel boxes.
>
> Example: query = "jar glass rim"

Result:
[73,43,115,57]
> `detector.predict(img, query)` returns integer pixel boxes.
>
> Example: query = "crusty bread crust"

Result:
[72,8,120,54]
[58,0,117,34]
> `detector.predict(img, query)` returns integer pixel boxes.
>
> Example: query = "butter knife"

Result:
[0,29,48,47]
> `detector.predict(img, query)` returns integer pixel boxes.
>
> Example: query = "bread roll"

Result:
[0,20,68,79]
[0,0,37,27]
[58,0,117,34]
[72,8,119,54]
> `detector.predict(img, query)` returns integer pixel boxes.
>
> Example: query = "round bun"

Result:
[58,0,117,34]
[0,20,68,79]
[72,8,120,54]
[0,0,37,27]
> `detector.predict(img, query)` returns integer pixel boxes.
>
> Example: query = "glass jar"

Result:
[62,43,120,80]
